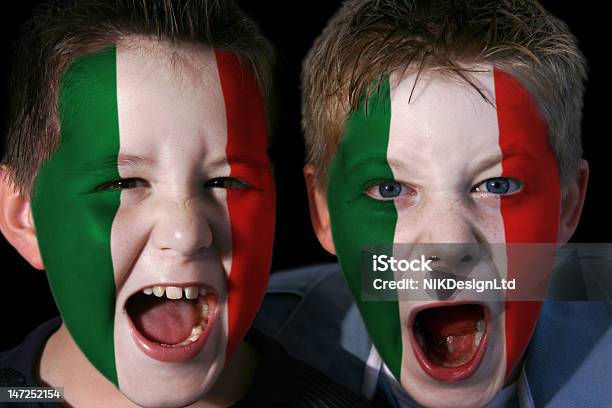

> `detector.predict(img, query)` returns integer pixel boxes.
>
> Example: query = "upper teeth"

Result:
[143,285,202,300]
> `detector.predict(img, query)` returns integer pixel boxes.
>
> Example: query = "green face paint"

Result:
[327,78,403,378]
[31,47,120,384]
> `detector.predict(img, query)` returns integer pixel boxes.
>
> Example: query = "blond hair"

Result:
[302,0,587,189]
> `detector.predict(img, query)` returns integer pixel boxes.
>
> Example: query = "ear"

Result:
[304,164,336,255]
[0,167,44,269]
[557,159,589,243]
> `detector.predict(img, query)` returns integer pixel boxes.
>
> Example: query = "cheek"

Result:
[223,175,275,357]
[31,181,122,384]
[327,163,404,379]
[110,202,149,287]
[501,188,560,379]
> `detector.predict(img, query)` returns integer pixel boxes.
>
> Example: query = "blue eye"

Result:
[366,181,413,200]
[379,182,402,198]
[96,178,147,191]
[473,177,522,195]
[203,177,250,189]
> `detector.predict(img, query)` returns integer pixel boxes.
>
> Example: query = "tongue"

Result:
[419,304,482,337]
[427,332,476,367]
[418,304,483,367]
[129,296,199,345]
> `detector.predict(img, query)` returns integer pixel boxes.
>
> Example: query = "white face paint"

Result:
[386,67,508,407]
[111,41,232,406]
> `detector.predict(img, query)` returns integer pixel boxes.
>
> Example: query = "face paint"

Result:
[327,66,560,407]
[494,68,560,380]
[327,78,403,377]
[31,43,274,406]
[215,50,276,357]
[32,48,121,384]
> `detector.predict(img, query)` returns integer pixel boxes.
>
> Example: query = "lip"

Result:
[125,284,219,363]
[409,301,491,382]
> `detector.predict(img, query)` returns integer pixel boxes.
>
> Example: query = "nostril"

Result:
[426,269,463,300]
[460,254,473,263]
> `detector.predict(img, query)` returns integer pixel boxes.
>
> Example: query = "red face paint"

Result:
[215,51,276,356]
[494,68,561,379]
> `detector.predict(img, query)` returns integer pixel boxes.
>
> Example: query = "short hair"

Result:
[2,0,275,196]
[302,0,587,189]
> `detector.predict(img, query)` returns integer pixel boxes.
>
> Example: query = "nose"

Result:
[151,196,213,256]
[414,196,482,246]
[401,195,486,288]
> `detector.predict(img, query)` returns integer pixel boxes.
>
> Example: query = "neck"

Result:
[37,323,258,408]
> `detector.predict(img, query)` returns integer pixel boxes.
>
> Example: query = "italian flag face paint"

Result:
[31,44,274,406]
[327,66,560,406]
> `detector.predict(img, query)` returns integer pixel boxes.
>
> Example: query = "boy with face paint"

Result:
[0,1,380,407]
[255,0,612,407]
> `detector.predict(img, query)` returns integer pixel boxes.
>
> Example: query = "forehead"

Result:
[115,41,226,159]
[57,40,228,162]
[380,66,549,177]
[387,67,499,172]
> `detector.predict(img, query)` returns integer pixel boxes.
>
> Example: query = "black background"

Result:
[1,1,608,351]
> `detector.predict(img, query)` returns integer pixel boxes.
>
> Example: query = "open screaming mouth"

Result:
[125,284,218,362]
[411,303,490,381]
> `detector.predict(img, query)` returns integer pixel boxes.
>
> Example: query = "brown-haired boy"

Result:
[0,1,377,406]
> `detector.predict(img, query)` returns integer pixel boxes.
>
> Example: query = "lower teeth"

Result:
[475,318,485,346]
[413,317,486,361]
[476,318,485,333]
[475,330,483,346]
[160,321,206,348]
[173,325,202,346]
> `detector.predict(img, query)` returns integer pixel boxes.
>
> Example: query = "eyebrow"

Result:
[116,154,153,169]
[345,144,539,176]
[473,145,540,174]
[73,154,153,179]
[74,153,268,179]
[206,154,270,170]
[344,155,407,173]
[472,154,503,174]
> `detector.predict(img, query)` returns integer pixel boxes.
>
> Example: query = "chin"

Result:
[124,390,205,408]
[402,376,505,408]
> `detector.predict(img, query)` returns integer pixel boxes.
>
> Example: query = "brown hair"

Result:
[302,0,587,189]
[2,0,275,196]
